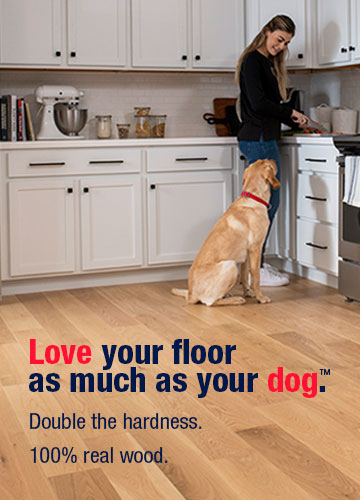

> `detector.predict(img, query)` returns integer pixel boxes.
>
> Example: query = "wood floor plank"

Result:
[238,424,360,500]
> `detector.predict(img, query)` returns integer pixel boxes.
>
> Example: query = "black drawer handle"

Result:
[182,55,187,60]
[305,195,327,202]
[175,157,208,162]
[306,242,328,250]
[150,184,156,190]
[304,158,327,163]
[83,187,89,193]
[55,51,61,57]
[349,46,356,51]
[70,51,76,57]
[240,155,245,160]
[297,53,304,59]
[341,47,348,53]
[89,160,124,165]
[29,162,66,167]
[195,55,201,60]
[67,187,73,194]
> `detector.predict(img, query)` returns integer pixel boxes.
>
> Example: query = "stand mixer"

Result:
[35,85,87,140]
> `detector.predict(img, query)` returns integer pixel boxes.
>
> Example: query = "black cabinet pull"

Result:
[83,187,89,193]
[195,55,201,60]
[305,195,327,202]
[29,162,65,167]
[89,160,124,165]
[67,187,73,194]
[304,158,327,163]
[150,184,156,190]
[70,51,76,57]
[297,53,304,59]
[306,242,328,250]
[55,51,61,57]
[341,47,348,53]
[349,46,356,51]
[240,155,245,160]
[182,55,187,60]
[175,157,208,162]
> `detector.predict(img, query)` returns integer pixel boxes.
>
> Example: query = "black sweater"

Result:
[237,50,295,141]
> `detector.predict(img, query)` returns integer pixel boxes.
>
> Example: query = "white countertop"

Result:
[0,134,336,150]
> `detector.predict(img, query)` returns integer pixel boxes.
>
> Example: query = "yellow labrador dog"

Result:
[171,159,280,306]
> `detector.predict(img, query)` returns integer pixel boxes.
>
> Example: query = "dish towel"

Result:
[344,156,360,207]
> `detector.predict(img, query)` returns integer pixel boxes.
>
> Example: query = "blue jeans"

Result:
[238,137,281,267]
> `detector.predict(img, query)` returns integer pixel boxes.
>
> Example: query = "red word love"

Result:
[29,339,92,365]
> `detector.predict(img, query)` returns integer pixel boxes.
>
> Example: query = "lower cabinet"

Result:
[9,179,76,276]
[80,175,142,270]
[8,174,143,277]
[147,171,232,264]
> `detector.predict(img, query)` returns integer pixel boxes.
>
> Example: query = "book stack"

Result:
[0,95,35,141]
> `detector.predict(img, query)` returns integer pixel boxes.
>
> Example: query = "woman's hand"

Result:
[291,109,308,127]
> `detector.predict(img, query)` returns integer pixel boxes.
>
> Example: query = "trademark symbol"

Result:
[320,369,331,376]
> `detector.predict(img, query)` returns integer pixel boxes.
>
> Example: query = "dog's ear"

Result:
[264,160,280,189]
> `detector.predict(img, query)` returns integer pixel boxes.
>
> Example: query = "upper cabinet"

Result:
[245,0,310,68]
[131,0,188,68]
[0,0,63,66]
[67,0,128,68]
[131,0,245,70]
[316,0,360,66]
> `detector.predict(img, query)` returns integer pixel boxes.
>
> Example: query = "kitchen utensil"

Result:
[55,105,88,137]
[203,98,239,136]
[305,118,329,133]
[331,107,358,134]
[35,85,86,140]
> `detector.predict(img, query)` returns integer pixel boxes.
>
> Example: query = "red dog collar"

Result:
[241,191,269,208]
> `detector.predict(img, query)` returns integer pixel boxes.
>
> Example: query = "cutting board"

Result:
[213,98,237,136]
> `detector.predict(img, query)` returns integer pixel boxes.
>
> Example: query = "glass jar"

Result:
[150,115,167,138]
[116,123,131,139]
[96,115,112,139]
[134,106,151,117]
[135,116,151,138]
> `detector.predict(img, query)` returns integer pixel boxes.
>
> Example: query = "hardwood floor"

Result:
[0,275,360,499]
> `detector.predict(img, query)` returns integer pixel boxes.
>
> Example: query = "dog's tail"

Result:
[171,288,188,300]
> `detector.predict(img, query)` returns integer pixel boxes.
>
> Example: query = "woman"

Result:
[236,14,308,286]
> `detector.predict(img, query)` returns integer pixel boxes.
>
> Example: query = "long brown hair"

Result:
[235,15,295,100]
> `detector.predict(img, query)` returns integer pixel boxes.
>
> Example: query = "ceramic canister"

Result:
[309,103,333,132]
[331,108,358,134]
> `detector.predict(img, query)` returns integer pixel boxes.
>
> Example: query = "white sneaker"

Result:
[260,265,289,287]
[263,263,289,280]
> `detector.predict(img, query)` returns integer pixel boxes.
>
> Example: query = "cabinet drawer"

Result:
[147,146,232,172]
[298,145,338,173]
[297,219,338,275]
[8,148,141,177]
[297,172,338,223]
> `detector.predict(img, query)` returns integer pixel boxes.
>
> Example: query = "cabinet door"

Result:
[317,0,351,65]
[192,0,244,69]
[350,0,360,62]
[9,180,75,276]
[277,145,297,260]
[147,171,232,264]
[246,0,308,68]
[0,0,63,65]
[80,175,142,270]
[131,0,188,68]
[67,0,127,67]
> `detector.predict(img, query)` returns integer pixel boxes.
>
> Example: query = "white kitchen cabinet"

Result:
[296,143,339,275]
[191,0,244,69]
[245,0,309,68]
[316,0,360,66]
[277,144,297,260]
[131,0,188,68]
[67,0,128,67]
[0,0,64,66]
[80,175,142,270]
[131,0,244,70]
[8,179,75,276]
[147,171,232,264]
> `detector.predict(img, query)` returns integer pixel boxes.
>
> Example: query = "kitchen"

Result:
[0,1,360,500]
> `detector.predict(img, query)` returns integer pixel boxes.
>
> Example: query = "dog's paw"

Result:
[256,295,271,304]
[243,287,256,298]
